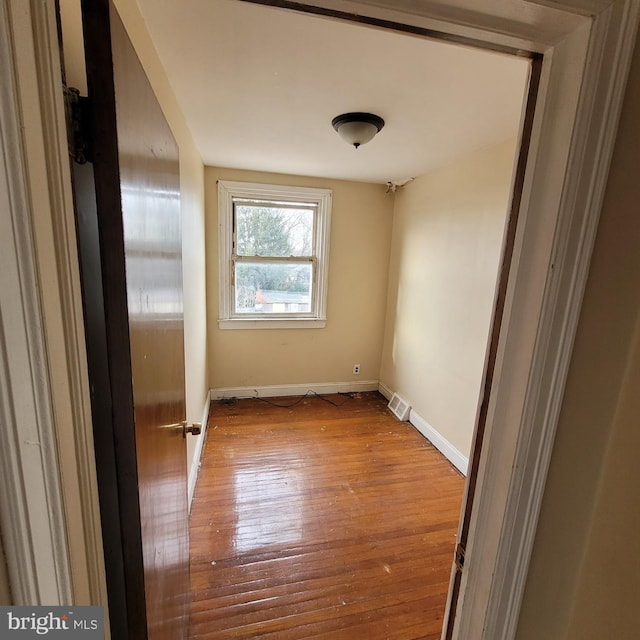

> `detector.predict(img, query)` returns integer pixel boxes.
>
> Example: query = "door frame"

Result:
[1,0,638,638]
[0,0,106,611]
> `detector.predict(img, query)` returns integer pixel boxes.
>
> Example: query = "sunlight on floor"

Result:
[233,461,306,553]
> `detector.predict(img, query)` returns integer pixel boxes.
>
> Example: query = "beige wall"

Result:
[567,315,640,640]
[379,139,517,458]
[516,29,640,640]
[206,167,393,389]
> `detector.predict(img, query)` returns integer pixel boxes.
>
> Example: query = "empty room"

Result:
[139,2,527,637]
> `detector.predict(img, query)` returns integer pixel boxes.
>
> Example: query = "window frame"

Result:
[218,180,332,329]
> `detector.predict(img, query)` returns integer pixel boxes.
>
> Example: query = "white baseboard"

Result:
[188,389,211,511]
[409,409,468,476]
[210,380,379,400]
[378,381,393,400]
[378,383,467,471]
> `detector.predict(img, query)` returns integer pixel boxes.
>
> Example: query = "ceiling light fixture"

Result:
[331,112,385,149]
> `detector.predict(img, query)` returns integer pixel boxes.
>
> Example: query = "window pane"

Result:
[235,205,314,257]
[235,261,312,314]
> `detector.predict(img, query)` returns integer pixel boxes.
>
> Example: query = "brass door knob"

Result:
[183,422,202,437]
[159,422,185,435]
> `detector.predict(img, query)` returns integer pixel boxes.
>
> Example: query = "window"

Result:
[218,181,332,328]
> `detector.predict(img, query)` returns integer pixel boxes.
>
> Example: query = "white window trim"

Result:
[218,180,331,329]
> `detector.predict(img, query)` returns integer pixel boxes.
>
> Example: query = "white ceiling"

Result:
[136,0,530,184]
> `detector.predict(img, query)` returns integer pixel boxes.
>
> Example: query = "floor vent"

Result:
[388,393,411,421]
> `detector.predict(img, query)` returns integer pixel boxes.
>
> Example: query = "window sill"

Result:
[218,318,327,330]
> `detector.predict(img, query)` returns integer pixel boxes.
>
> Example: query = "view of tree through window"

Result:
[233,204,315,314]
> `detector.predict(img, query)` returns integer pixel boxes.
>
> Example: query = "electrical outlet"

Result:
[353,364,360,375]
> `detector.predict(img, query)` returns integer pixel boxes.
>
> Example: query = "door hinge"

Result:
[454,542,466,572]
[63,85,92,164]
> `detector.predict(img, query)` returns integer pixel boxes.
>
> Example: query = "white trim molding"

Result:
[377,381,393,401]
[0,0,72,605]
[1,0,107,611]
[217,180,332,329]
[30,0,108,611]
[188,390,211,510]
[376,382,469,474]
[526,0,611,16]
[409,411,469,476]
[211,380,379,400]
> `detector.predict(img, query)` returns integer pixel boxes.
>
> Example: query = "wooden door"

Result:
[72,1,189,638]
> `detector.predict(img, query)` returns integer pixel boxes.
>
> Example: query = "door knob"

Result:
[159,421,202,437]
[183,422,202,438]
[159,422,185,435]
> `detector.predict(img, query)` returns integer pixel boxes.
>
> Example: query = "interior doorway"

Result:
[61,1,536,637]
[161,3,536,638]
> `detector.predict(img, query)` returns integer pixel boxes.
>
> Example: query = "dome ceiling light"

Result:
[331,112,385,149]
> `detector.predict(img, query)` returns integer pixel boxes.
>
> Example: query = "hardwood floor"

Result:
[189,392,464,639]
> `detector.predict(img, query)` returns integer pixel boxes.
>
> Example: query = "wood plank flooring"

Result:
[189,392,464,639]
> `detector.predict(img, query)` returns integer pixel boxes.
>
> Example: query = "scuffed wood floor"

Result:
[189,392,464,639]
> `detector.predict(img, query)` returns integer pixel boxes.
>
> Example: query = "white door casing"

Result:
[0,0,72,605]
[0,0,107,614]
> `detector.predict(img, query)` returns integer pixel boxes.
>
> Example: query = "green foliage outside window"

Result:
[234,205,314,311]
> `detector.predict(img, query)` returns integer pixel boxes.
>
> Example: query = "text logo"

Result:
[0,607,102,639]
